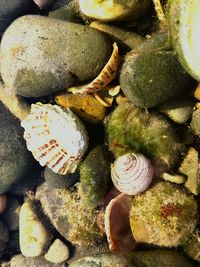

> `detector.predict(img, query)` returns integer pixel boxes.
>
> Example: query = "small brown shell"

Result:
[71,43,119,94]
[21,103,88,174]
[111,153,153,195]
[105,193,136,251]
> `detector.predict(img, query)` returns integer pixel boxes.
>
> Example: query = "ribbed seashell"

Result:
[111,153,153,195]
[21,103,88,174]
[70,42,119,94]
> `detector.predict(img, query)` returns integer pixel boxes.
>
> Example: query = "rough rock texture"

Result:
[0,15,112,97]
[0,102,35,194]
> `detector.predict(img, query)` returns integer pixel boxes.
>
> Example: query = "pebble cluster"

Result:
[0,0,200,266]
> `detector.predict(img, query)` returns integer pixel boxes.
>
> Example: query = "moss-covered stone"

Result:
[120,49,193,108]
[69,253,134,267]
[79,145,111,208]
[36,182,104,246]
[0,15,112,97]
[130,182,198,247]
[0,102,35,194]
[184,230,200,263]
[48,0,83,24]
[132,250,194,267]
[179,147,200,195]
[106,102,184,169]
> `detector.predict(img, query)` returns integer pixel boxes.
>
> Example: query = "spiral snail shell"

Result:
[21,102,88,174]
[111,153,153,195]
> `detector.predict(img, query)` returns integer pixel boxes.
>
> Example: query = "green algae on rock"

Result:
[130,182,198,247]
[69,253,134,267]
[0,15,112,97]
[132,250,194,267]
[0,102,35,194]
[120,50,193,108]
[168,0,200,82]
[36,182,104,246]
[78,145,110,208]
[106,102,184,169]
[179,147,200,195]
[184,230,200,263]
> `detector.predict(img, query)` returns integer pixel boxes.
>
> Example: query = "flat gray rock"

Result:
[0,15,112,97]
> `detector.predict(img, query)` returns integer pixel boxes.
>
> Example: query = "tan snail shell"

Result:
[111,153,153,195]
[21,102,88,174]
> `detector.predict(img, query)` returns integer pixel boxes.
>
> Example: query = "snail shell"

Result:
[21,103,88,174]
[111,153,153,195]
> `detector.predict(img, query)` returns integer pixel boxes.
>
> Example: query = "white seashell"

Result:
[21,102,88,174]
[111,153,153,195]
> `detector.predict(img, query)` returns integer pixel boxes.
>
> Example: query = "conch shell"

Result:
[111,153,153,195]
[21,103,88,174]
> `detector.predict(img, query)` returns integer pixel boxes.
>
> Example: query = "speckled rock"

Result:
[190,109,200,136]
[158,97,194,124]
[44,166,79,189]
[0,0,35,37]
[1,196,21,231]
[130,182,198,247]
[90,21,145,51]
[36,183,72,240]
[0,102,35,194]
[0,15,112,97]
[36,182,104,246]
[184,230,200,263]
[48,0,83,24]
[10,254,65,267]
[69,253,134,267]
[179,147,200,195]
[44,239,70,263]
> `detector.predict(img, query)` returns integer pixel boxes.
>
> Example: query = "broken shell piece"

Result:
[111,153,153,195]
[33,0,55,9]
[70,43,119,94]
[105,193,136,251]
[160,172,186,184]
[21,103,88,174]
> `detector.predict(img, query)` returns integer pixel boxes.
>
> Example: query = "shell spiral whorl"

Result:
[111,153,153,195]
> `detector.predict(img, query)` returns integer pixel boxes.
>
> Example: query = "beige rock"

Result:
[45,239,69,263]
[19,201,52,257]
